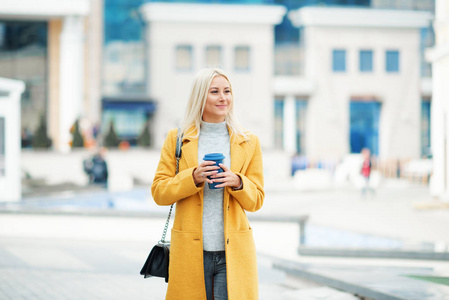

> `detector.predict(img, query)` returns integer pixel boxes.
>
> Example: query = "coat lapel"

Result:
[230,133,248,174]
[181,128,198,169]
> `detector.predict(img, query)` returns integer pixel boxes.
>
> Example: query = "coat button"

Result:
[227,206,230,210]
[227,238,229,244]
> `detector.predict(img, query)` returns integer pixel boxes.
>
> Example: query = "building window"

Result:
[360,50,373,72]
[386,50,399,73]
[176,45,193,71]
[205,45,222,67]
[0,21,48,146]
[0,117,4,176]
[420,27,434,77]
[421,99,431,157]
[235,46,250,71]
[108,49,120,63]
[274,97,284,150]
[295,99,308,154]
[332,49,346,72]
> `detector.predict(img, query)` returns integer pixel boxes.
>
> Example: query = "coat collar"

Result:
[180,126,248,173]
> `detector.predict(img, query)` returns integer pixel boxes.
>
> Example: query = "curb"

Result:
[0,208,169,219]
[271,257,407,300]
[298,246,449,261]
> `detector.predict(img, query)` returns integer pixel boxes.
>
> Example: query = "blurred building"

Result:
[427,0,449,200]
[135,1,433,161]
[282,7,432,159]
[0,0,437,162]
[0,0,103,152]
[140,3,286,147]
[101,0,157,146]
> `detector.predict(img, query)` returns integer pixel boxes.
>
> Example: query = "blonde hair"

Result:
[179,68,248,142]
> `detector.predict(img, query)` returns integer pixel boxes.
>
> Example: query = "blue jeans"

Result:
[203,251,228,300]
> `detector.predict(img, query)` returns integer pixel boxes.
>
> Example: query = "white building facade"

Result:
[140,3,286,149]
[0,0,102,152]
[283,7,433,160]
[428,0,449,200]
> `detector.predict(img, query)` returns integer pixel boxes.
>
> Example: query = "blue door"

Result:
[350,101,380,155]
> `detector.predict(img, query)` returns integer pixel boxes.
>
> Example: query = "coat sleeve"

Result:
[228,135,264,212]
[151,130,202,206]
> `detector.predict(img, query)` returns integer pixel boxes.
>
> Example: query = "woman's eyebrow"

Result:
[209,86,230,90]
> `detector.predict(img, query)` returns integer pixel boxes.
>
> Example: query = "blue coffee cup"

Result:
[203,153,225,189]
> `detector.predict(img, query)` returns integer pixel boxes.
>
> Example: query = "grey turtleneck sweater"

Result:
[198,121,231,251]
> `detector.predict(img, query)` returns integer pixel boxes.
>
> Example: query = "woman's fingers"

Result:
[212,164,240,188]
[195,162,239,188]
[219,164,230,172]
[193,161,220,185]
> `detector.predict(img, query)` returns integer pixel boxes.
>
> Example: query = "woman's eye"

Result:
[225,90,230,94]
[211,91,218,94]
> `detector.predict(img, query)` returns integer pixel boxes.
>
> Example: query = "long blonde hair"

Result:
[179,68,248,142]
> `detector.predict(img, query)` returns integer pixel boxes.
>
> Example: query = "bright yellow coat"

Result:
[151,127,264,300]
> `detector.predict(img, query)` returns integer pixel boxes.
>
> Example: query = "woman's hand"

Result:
[193,161,220,185]
[211,164,242,189]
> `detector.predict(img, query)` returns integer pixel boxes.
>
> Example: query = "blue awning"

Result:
[102,97,157,113]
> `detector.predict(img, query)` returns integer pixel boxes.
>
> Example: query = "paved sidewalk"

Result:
[1,180,449,299]
[0,214,337,300]
[262,179,449,247]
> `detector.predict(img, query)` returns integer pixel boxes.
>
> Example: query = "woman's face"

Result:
[202,75,232,123]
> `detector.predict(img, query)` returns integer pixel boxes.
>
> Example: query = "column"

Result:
[0,78,24,202]
[283,95,297,153]
[58,16,85,152]
[429,0,449,201]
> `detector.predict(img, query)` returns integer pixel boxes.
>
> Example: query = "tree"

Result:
[104,120,120,148]
[32,114,52,149]
[71,119,84,148]
[137,120,151,147]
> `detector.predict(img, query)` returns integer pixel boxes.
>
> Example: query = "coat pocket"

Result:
[226,229,258,300]
[166,229,205,299]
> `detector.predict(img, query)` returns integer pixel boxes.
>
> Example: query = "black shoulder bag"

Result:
[140,132,182,283]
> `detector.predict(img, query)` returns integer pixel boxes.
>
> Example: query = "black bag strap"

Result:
[159,129,183,244]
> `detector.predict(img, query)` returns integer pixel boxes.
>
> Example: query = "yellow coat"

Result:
[151,127,264,300]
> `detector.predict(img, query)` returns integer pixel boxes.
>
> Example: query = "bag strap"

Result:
[159,129,183,244]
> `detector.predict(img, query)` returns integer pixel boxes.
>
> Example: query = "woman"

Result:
[151,68,264,300]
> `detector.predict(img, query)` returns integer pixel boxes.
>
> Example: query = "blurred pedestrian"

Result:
[83,148,108,187]
[361,148,374,197]
[151,68,264,300]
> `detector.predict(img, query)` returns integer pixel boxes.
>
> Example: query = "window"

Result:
[0,117,5,176]
[108,49,120,63]
[332,49,346,72]
[421,99,431,157]
[0,24,5,48]
[235,46,250,71]
[176,45,193,71]
[360,50,373,72]
[205,46,222,67]
[386,50,399,72]
[295,99,308,154]
[274,97,284,150]
[420,27,434,77]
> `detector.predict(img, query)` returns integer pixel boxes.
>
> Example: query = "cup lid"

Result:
[203,153,225,161]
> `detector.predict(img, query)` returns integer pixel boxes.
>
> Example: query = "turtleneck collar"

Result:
[200,120,228,136]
